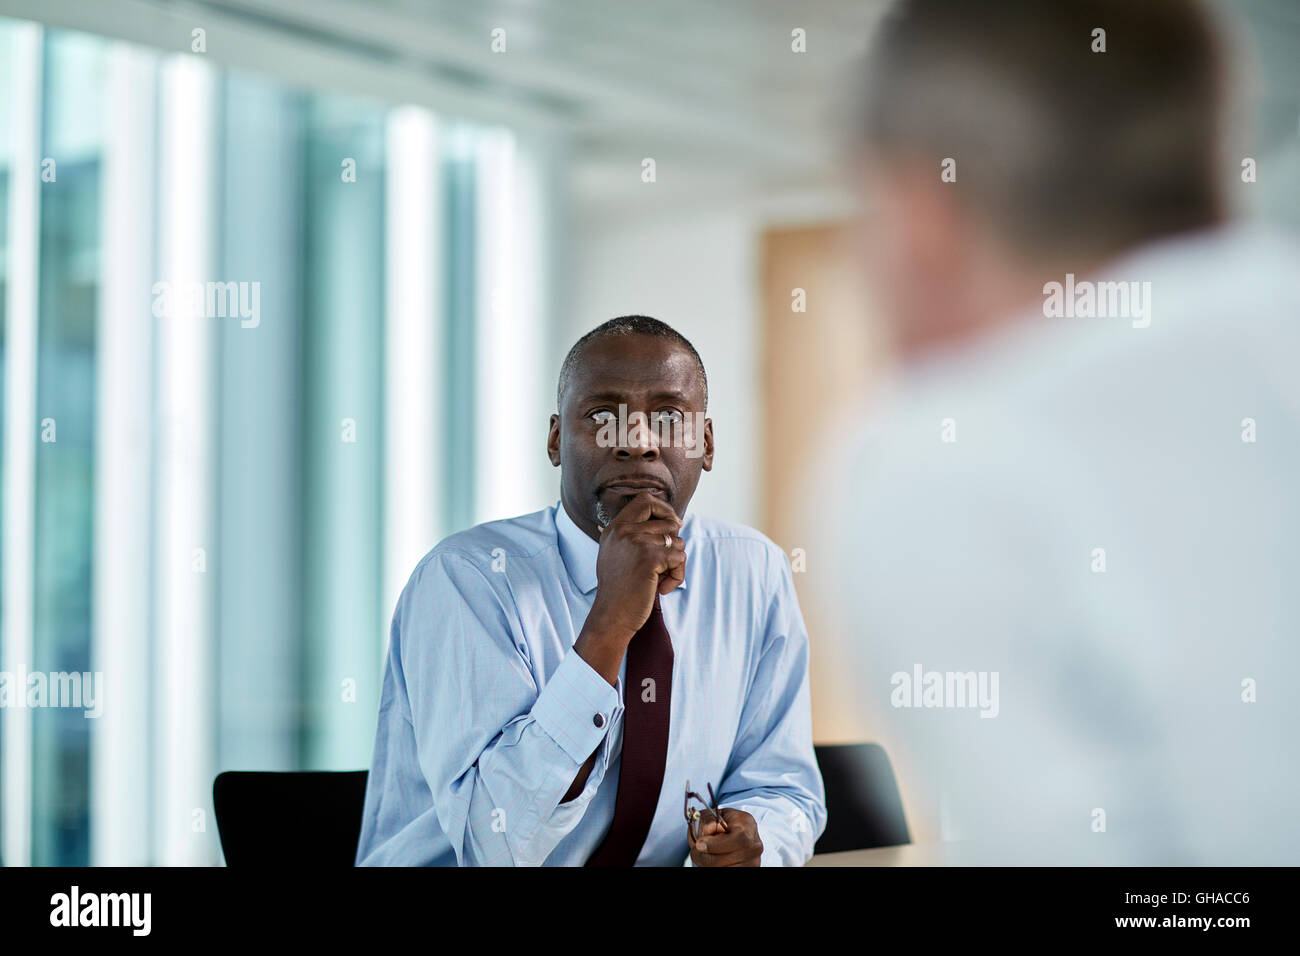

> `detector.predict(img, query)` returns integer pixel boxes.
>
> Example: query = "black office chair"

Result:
[213,747,904,864]
[213,770,369,866]
[813,743,910,854]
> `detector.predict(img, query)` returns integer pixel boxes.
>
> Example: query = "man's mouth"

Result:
[600,478,669,499]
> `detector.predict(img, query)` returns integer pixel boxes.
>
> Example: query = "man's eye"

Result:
[590,410,615,424]
[653,410,683,425]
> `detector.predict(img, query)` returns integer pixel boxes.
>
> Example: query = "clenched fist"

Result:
[588,490,686,640]
[689,808,763,867]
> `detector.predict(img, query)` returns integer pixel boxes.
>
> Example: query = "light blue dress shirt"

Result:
[356,502,826,866]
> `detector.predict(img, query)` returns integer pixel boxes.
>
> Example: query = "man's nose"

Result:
[614,414,661,460]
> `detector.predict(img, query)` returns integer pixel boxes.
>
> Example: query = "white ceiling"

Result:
[6,0,1296,217]
[225,6,879,144]
[7,0,887,212]
[201,0,889,212]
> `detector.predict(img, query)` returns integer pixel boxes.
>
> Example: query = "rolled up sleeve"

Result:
[716,549,827,865]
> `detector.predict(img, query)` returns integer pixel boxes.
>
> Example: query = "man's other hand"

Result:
[689,808,763,867]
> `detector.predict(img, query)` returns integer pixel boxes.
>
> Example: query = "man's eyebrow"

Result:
[575,388,693,404]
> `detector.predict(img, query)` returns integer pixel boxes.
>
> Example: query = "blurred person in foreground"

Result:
[817,0,1300,864]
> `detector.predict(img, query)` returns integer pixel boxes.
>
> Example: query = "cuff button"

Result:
[593,712,606,728]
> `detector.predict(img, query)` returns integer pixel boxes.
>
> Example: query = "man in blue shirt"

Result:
[357,315,826,865]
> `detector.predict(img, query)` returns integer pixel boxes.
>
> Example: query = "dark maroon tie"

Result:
[586,594,674,866]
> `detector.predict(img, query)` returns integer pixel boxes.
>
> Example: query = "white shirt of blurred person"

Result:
[814,0,1300,864]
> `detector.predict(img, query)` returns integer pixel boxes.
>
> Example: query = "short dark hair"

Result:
[556,315,708,409]
[860,0,1229,260]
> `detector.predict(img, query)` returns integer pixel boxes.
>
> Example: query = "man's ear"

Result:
[547,413,561,466]
[701,417,714,472]
[898,163,966,277]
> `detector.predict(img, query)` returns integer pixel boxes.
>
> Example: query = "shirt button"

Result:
[593,713,606,728]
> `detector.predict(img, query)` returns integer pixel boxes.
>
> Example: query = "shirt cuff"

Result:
[532,646,621,766]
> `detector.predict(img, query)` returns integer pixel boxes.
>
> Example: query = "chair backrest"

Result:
[213,770,369,866]
[813,743,910,854]
[213,749,906,864]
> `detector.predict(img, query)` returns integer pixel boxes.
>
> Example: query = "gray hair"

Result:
[859,0,1229,261]
[556,315,708,409]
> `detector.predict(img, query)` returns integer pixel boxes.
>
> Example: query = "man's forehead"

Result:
[566,338,703,400]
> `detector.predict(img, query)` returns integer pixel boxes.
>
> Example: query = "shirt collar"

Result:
[554,500,689,595]
[555,502,599,594]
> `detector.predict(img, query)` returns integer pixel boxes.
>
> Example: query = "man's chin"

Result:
[597,487,669,518]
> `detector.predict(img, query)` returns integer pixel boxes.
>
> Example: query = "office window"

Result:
[0,18,555,865]
[30,30,104,867]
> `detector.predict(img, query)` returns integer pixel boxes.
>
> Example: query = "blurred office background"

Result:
[0,0,1295,864]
